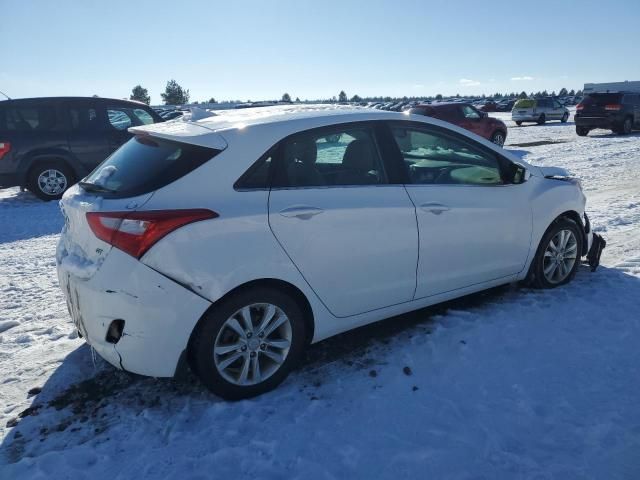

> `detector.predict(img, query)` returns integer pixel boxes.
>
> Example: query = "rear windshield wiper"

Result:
[79,181,117,193]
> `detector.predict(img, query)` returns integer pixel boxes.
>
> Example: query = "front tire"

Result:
[529,218,583,289]
[190,287,307,400]
[515,121,523,126]
[27,161,75,201]
[561,112,569,123]
[537,114,546,125]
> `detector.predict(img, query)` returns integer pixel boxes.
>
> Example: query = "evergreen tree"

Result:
[338,90,348,102]
[160,79,190,105]
[207,97,217,104]
[569,89,575,96]
[281,93,292,102]
[130,85,150,104]
[559,88,568,96]
[435,94,443,100]
[295,97,300,102]
[519,91,528,99]
[350,94,362,102]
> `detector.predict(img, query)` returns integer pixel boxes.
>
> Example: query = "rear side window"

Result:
[514,99,535,109]
[82,135,221,198]
[275,126,388,188]
[0,105,57,131]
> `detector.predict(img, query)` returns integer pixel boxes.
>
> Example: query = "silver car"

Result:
[512,97,570,125]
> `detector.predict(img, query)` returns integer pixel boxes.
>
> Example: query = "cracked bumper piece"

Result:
[57,248,211,377]
[587,233,606,272]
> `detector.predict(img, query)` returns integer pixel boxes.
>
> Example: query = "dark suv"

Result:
[575,92,640,136]
[0,97,163,200]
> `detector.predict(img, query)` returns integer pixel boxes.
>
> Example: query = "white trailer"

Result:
[584,81,640,94]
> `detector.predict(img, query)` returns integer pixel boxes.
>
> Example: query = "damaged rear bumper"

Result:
[57,248,211,377]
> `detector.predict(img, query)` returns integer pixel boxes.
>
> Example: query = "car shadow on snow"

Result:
[0,189,63,244]
[583,131,640,139]
[3,264,640,465]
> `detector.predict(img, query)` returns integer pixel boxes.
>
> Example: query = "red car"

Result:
[408,103,508,146]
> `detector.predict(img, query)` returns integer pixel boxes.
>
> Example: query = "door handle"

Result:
[278,206,324,220]
[419,202,450,215]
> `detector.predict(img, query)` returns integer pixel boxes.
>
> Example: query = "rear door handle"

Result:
[419,202,450,215]
[278,206,324,220]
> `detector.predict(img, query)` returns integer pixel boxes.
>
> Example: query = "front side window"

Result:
[276,126,387,187]
[461,105,481,119]
[390,125,503,186]
[133,108,154,125]
[107,108,133,130]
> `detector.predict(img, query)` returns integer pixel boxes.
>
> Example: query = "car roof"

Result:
[130,103,528,167]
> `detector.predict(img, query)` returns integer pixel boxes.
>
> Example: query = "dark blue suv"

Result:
[0,97,163,200]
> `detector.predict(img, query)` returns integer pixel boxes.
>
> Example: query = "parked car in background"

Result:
[511,97,569,125]
[161,110,185,120]
[408,102,508,145]
[57,105,601,399]
[575,92,640,136]
[0,97,163,200]
[478,101,498,112]
[496,100,515,112]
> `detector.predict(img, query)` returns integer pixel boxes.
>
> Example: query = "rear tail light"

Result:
[576,103,584,111]
[0,142,10,160]
[86,209,218,258]
[605,104,621,111]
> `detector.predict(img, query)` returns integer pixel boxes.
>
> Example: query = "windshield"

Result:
[83,135,220,198]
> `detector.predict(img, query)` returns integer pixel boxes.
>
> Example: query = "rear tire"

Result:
[622,117,633,135]
[576,126,589,136]
[537,114,546,125]
[529,217,583,289]
[190,286,307,400]
[515,121,522,126]
[27,161,75,201]
[561,112,569,123]
[490,130,506,146]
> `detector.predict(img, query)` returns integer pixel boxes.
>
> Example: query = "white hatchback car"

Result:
[57,106,604,399]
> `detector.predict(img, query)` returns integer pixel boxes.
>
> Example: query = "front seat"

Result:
[337,139,380,185]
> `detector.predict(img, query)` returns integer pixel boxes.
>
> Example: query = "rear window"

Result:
[0,105,57,131]
[583,93,623,106]
[82,135,221,198]
[514,99,535,109]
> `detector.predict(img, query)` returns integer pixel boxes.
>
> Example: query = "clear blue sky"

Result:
[2,0,639,104]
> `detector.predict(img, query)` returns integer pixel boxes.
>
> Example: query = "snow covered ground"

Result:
[2,111,640,479]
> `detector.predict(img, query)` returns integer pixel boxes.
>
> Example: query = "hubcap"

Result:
[213,303,292,386]
[37,169,67,195]
[492,133,504,146]
[543,229,578,284]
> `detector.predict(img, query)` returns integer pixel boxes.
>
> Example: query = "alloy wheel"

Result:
[213,303,292,386]
[542,229,578,284]
[37,169,68,196]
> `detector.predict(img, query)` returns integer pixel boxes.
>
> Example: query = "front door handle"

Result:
[278,206,324,220]
[420,202,450,215]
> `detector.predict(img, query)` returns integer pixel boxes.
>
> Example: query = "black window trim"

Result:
[382,119,524,187]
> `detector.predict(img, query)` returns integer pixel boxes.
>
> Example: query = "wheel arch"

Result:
[187,278,316,353]
[24,151,83,183]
